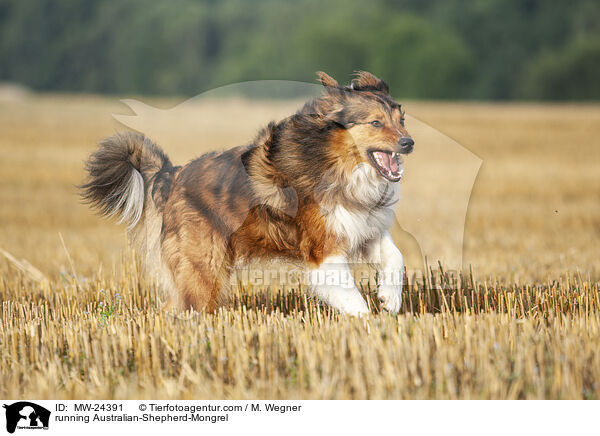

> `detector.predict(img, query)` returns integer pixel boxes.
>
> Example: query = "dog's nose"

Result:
[398,137,414,154]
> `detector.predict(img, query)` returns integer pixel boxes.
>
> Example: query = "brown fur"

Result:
[81,71,413,312]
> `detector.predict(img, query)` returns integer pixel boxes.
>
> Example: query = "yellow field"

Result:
[1,94,599,399]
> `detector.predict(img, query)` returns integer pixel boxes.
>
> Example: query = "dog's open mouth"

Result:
[368,150,403,182]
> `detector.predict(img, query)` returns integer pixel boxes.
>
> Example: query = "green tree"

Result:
[369,14,474,99]
[521,35,600,100]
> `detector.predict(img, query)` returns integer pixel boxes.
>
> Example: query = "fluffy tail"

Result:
[79,131,175,230]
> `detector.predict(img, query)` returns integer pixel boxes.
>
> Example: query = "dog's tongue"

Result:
[373,151,399,175]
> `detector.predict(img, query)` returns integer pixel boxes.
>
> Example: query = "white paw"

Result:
[330,290,370,316]
[378,284,403,313]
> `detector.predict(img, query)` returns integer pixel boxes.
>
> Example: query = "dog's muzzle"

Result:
[398,137,414,154]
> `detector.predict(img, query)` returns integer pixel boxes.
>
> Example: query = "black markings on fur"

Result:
[183,189,231,238]
[152,165,180,211]
[79,131,174,221]
[240,147,254,173]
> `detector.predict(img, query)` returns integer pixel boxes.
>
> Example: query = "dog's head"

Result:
[311,71,413,183]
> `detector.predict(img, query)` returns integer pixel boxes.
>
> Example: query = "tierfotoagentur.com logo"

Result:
[2,402,50,434]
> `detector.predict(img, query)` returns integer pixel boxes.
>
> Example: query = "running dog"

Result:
[80,71,414,315]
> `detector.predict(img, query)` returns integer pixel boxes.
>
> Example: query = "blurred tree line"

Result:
[0,0,598,100]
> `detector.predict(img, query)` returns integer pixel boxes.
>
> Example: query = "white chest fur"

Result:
[323,164,400,252]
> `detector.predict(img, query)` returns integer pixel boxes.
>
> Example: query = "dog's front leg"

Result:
[308,254,369,316]
[364,231,404,312]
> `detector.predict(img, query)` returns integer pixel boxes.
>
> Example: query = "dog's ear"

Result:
[351,71,389,93]
[324,105,343,120]
[316,71,339,89]
[324,104,354,128]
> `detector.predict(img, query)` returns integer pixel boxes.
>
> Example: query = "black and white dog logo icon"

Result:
[3,402,50,433]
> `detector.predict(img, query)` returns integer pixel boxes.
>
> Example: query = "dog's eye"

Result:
[370,120,383,128]
[400,118,405,127]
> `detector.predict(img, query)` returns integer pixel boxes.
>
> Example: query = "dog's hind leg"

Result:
[307,254,369,316]
[161,218,231,312]
[167,248,231,313]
